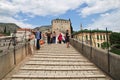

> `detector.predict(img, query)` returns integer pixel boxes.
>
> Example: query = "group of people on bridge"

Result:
[29,29,70,53]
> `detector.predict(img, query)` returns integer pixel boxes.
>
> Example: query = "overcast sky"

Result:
[0,0,120,32]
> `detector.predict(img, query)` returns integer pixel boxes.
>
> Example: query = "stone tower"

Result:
[51,18,71,36]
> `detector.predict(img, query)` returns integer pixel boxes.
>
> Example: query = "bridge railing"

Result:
[70,38,120,80]
[0,36,31,80]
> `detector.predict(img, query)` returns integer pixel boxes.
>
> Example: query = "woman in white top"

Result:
[29,32,35,54]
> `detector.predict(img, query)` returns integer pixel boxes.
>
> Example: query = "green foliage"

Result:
[109,32,120,55]
[73,29,112,35]
[72,31,77,35]
[110,32,120,45]
[110,44,120,55]
[110,48,120,55]
[101,42,110,49]
[0,23,19,34]
[5,32,11,36]
[92,30,111,33]
[71,26,73,34]
[0,31,10,36]
[4,26,7,33]
[2,26,11,36]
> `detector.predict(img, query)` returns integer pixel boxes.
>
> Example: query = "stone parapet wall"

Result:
[0,43,30,80]
[70,38,120,80]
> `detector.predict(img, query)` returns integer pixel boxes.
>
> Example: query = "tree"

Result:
[69,18,73,38]
[101,42,110,49]
[4,26,7,33]
[7,30,11,35]
[109,32,120,45]
[70,25,73,34]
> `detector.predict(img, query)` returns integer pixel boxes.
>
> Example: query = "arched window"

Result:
[103,35,105,40]
[86,35,88,40]
[100,35,102,40]
[97,43,100,47]
[97,35,99,40]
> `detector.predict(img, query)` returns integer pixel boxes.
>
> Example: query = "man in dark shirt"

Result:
[65,30,70,48]
[35,30,41,49]
[46,29,51,44]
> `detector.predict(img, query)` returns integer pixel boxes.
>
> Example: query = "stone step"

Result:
[37,50,79,54]
[36,52,79,54]
[38,46,74,49]
[21,65,96,69]
[34,53,81,56]
[26,60,93,64]
[29,58,88,62]
[32,56,83,59]
[36,51,78,53]
[33,55,83,57]
[37,48,76,50]
[12,74,106,79]
[20,67,98,71]
[25,62,94,66]
[26,61,91,65]
[11,78,109,80]
[30,57,87,61]
[15,70,104,76]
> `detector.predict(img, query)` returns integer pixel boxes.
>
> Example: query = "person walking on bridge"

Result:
[52,31,56,44]
[29,31,35,54]
[65,30,70,48]
[58,33,63,44]
[35,30,41,50]
[46,29,51,44]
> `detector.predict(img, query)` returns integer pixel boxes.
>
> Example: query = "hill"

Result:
[0,23,20,34]
[34,25,52,32]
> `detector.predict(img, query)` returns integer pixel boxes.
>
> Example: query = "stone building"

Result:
[51,18,72,36]
[73,30,111,48]
[15,28,31,42]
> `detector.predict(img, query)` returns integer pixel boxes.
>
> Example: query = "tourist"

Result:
[52,31,56,43]
[46,29,51,44]
[42,33,46,44]
[50,32,53,43]
[65,30,70,48]
[29,31,35,54]
[35,30,41,49]
[58,33,63,44]
[61,33,66,43]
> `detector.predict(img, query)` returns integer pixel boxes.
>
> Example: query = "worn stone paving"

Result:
[2,44,112,80]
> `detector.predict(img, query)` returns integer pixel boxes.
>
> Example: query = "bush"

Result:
[110,32,120,45]
[110,48,120,55]
[101,42,110,49]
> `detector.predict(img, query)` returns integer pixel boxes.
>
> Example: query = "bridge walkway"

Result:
[2,44,112,80]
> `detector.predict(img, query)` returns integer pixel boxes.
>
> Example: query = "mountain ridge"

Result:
[0,23,20,33]
[34,25,52,32]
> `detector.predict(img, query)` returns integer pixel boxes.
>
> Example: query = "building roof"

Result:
[17,28,31,32]
[0,33,5,37]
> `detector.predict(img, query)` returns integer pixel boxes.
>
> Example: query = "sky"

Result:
[0,0,120,32]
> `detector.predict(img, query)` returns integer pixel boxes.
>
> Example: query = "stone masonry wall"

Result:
[70,38,120,80]
[0,43,29,80]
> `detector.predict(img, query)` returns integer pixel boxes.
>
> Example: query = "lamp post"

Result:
[106,27,110,73]
[90,29,92,59]
[12,30,16,65]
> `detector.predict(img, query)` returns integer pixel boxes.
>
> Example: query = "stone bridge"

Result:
[2,43,112,80]
[1,37,120,80]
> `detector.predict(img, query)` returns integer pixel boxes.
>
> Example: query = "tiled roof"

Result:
[0,33,5,37]
[17,28,31,31]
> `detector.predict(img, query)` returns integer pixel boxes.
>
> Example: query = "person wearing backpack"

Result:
[35,30,41,50]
